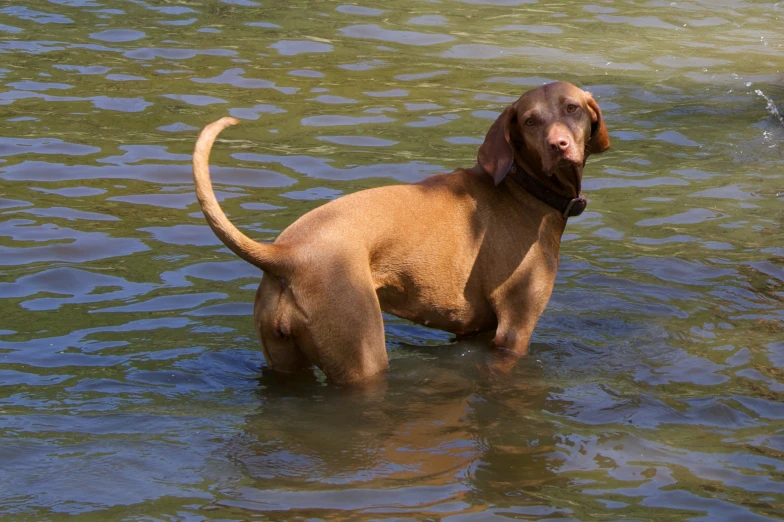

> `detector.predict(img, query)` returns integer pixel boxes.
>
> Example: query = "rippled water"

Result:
[1,0,783,519]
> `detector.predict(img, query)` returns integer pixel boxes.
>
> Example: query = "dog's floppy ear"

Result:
[584,91,610,154]
[477,105,518,186]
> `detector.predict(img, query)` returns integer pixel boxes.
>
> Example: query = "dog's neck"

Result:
[512,150,583,198]
[507,156,587,219]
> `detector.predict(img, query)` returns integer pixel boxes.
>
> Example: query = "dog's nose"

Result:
[548,135,571,152]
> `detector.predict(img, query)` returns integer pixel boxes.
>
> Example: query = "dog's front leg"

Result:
[488,274,554,373]
[487,322,536,376]
[492,322,534,355]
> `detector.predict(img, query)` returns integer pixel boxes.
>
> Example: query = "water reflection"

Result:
[227,340,568,516]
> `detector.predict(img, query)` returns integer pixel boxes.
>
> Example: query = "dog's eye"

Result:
[566,104,578,113]
[525,118,536,127]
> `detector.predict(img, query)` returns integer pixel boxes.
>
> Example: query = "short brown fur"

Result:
[192,81,610,385]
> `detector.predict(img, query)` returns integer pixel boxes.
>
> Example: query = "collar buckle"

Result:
[562,196,587,219]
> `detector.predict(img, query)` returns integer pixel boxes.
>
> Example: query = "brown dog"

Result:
[192,81,610,385]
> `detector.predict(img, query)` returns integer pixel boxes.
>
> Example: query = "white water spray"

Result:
[755,89,784,127]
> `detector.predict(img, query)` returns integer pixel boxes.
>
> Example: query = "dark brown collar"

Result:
[507,163,587,219]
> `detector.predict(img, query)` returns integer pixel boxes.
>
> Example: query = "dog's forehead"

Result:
[516,81,583,109]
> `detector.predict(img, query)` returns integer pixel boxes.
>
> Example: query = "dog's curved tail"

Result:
[193,117,289,274]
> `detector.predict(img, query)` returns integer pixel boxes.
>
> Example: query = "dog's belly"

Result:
[376,283,496,336]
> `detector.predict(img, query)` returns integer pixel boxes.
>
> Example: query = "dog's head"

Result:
[477,81,610,191]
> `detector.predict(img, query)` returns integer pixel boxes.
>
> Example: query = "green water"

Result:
[1,0,783,520]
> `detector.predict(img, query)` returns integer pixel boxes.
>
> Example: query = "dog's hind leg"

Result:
[254,275,310,375]
[292,264,389,386]
[254,264,389,385]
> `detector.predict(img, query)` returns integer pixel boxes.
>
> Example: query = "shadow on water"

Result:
[223,337,571,518]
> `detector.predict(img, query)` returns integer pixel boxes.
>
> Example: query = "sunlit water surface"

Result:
[1,0,783,520]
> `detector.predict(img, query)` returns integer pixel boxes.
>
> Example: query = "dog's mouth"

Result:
[541,161,584,197]
[543,156,582,176]
[558,157,581,168]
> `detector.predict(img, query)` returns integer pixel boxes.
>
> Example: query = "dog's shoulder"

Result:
[416,168,490,194]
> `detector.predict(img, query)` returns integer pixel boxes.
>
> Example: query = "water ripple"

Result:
[1,0,782,519]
